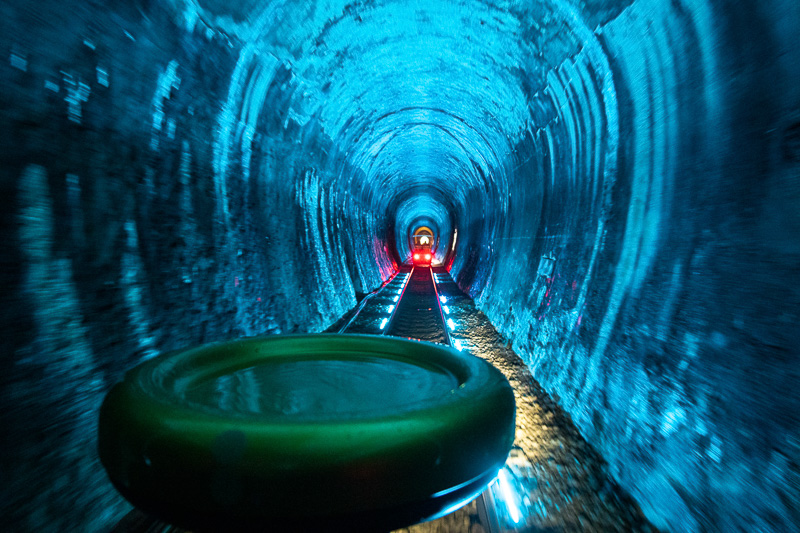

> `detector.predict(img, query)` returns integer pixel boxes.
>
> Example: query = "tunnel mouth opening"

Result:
[411,226,435,251]
[409,225,436,266]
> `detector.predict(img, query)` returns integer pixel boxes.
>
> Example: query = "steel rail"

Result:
[339,269,401,333]
[429,267,452,346]
[380,266,414,335]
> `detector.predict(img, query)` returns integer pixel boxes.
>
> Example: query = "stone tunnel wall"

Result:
[0,3,391,530]
[464,1,800,531]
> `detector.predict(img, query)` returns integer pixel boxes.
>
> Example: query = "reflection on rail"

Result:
[338,270,401,333]
[381,269,413,332]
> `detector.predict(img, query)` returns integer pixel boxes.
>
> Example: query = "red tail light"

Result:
[414,253,420,260]
[425,254,431,260]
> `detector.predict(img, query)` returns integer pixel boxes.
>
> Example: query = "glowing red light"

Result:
[414,253,420,260]
[425,254,431,260]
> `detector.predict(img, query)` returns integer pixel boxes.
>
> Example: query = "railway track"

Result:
[384,267,446,343]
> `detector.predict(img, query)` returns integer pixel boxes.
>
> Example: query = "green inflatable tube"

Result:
[98,334,515,532]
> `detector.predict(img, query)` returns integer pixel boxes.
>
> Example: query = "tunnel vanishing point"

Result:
[2,0,800,531]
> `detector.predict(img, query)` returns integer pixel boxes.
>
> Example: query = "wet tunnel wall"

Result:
[1,1,799,531]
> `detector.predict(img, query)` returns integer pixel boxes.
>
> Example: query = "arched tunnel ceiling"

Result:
[186,0,606,258]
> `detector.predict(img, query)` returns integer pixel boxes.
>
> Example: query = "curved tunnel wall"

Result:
[1,0,799,531]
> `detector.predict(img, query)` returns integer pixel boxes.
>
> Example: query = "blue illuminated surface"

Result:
[497,469,522,524]
[200,0,548,274]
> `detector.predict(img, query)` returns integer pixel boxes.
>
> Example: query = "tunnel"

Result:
[1,0,799,531]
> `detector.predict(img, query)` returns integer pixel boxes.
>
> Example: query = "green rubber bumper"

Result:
[98,334,516,532]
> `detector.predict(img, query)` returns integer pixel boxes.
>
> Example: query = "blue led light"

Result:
[379,318,388,330]
[393,295,399,302]
[443,305,450,314]
[497,469,522,524]
[439,295,447,304]
[453,339,463,351]
[387,304,395,313]
[447,318,456,331]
